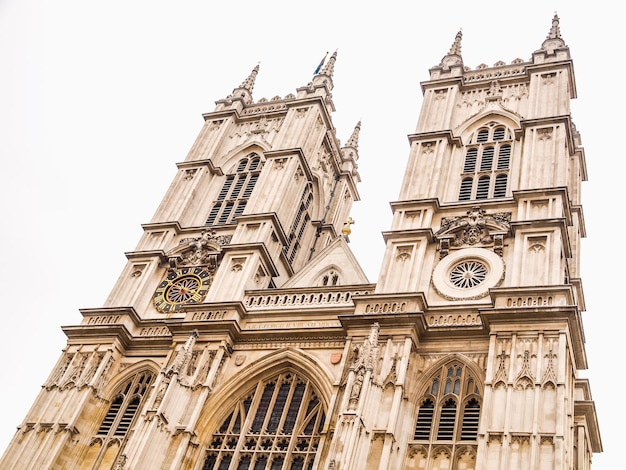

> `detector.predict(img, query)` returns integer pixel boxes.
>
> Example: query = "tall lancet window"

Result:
[97,371,154,439]
[206,154,262,226]
[284,183,313,264]
[458,124,512,201]
[87,370,155,467]
[410,361,481,465]
[202,371,325,470]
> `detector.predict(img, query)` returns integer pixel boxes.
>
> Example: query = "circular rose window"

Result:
[449,260,488,288]
[432,248,504,300]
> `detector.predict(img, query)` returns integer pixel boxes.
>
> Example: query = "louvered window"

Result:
[497,144,511,169]
[463,148,478,172]
[459,178,473,201]
[476,176,490,199]
[437,399,457,440]
[97,371,154,439]
[284,184,313,265]
[476,129,489,143]
[493,126,505,140]
[411,361,482,457]
[459,124,513,201]
[203,372,325,470]
[414,398,435,439]
[206,154,262,226]
[97,396,122,435]
[494,174,508,198]
[461,398,481,440]
[480,147,494,171]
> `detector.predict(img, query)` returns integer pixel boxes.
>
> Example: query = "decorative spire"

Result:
[345,121,361,150]
[320,50,337,77]
[238,64,259,93]
[438,30,463,68]
[538,12,566,54]
[546,12,562,40]
[448,29,463,56]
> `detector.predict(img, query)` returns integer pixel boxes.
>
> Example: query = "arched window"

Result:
[476,129,489,143]
[493,126,506,141]
[413,361,481,450]
[461,398,480,440]
[497,144,511,169]
[493,174,508,198]
[476,176,490,199]
[458,178,473,201]
[202,371,325,470]
[459,124,513,201]
[321,269,340,286]
[463,148,478,173]
[206,154,262,226]
[284,184,313,264]
[479,147,494,171]
[97,371,154,438]
[413,398,434,440]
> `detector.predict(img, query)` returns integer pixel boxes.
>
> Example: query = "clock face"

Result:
[153,267,211,313]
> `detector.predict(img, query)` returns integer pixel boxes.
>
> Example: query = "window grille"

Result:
[458,178,473,201]
[412,361,481,446]
[494,174,508,198]
[206,154,262,226]
[284,184,313,264]
[459,124,512,200]
[97,371,154,439]
[463,148,478,172]
[476,176,490,199]
[202,372,324,470]
[497,145,511,169]
[480,147,494,171]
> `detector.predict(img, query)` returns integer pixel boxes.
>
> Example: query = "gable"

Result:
[280,236,370,288]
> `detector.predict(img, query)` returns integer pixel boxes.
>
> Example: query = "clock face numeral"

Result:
[153,267,211,313]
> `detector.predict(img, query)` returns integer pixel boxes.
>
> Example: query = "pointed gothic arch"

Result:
[455,111,522,139]
[218,141,271,171]
[408,355,484,468]
[96,360,160,401]
[315,265,344,287]
[454,113,520,203]
[83,362,159,469]
[205,151,265,226]
[194,348,332,470]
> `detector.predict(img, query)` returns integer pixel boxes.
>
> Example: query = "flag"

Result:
[314,52,328,75]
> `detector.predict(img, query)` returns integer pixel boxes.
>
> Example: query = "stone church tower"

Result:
[1,14,602,470]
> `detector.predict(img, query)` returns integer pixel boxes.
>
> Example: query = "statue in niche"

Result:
[348,367,365,410]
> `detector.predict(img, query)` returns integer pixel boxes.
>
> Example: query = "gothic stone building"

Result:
[0,14,602,470]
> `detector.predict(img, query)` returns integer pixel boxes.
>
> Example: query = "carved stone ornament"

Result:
[167,229,231,272]
[435,206,511,259]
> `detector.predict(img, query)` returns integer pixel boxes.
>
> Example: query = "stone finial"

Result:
[223,64,259,105]
[238,64,259,93]
[546,12,562,40]
[448,29,463,56]
[539,13,566,54]
[438,30,464,68]
[345,121,361,150]
[168,330,199,376]
[320,50,337,78]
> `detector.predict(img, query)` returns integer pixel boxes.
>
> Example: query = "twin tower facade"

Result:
[1,15,602,470]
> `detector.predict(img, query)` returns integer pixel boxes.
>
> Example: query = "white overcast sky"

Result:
[0,1,620,467]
